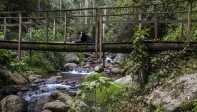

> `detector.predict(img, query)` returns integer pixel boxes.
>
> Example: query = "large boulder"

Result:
[64,53,80,64]
[42,110,52,112]
[147,73,197,112]
[0,68,28,85]
[94,66,104,73]
[34,96,51,112]
[43,101,69,112]
[114,75,133,85]
[63,63,77,71]
[111,67,123,74]
[1,95,27,112]
[9,72,28,85]
[113,53,125,63]
[51,91,72,105]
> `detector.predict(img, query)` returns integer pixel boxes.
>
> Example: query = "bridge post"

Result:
[153,4,158,39]
[30,18,33,62]
[45,12,49,42]
[64,11,67,43]
[95,8,100,61]
[180,14,184,41]
[3,18,7,40]
[53,18,56,40]
[99,9,103,63]
[74,17,77,41]
[18,13,22,61]
[187,0,193,46]
[139,13,142,27]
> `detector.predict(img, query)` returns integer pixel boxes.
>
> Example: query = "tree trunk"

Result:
[85,0,88,24]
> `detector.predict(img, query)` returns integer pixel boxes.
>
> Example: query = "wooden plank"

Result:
[29,18,33,61]
[64,11,67,43]
[1,10,197,20]
[18,13,22,61]
[67,15,96,18]
[154,4,158,39]
[103,20,197,24]
[0,41,197,53]
[99,9,102,62]
[180,14,184,40]
[139,13,142,27]
[95,9,99,61]
[100,0,185,10]
[0,0,186,14]
[45,12,49,42]
[103,52,105,67]
[187,0,192,46]
[74,17,77,41]
[53,18,56,40]
[2,19,195,28]
[0,24,19,27]
[68,24,94,27]
[103,20,154,24]
[158,20,188,23]
[3,18,6,40]
[102,13,138,17]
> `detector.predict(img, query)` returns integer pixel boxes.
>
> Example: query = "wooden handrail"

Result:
[0,0,187,14]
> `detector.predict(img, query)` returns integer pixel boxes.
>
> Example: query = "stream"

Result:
[19,54,117,112]
[22,67,94,112]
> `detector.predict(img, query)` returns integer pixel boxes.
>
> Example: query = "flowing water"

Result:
[21,55,115,112]
[22,67,94,112]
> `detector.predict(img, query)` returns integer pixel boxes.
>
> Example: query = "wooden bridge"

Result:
[0,0,197,61]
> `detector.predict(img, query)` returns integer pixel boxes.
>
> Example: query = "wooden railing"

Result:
[0,0,196,61]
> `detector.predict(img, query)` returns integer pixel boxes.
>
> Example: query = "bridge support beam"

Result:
[0,41,197,53]
[18,13,22,61]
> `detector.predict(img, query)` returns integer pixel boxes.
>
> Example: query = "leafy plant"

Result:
[146,48,197,91]
[0,49,13,67]
[21,28,68,73]
[71,72,129,111]
[119,26,149,87]
[193,100,197,112]
[10,60,29,73]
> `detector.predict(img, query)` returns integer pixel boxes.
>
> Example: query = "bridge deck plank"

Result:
[0,41,196,53]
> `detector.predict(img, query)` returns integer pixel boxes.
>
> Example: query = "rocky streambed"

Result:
[0,69,92,112]
[0,53,131,112]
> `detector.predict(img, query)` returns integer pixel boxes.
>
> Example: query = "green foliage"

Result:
[21,28,67,73]
[154,108,165,112]
[146,50,183,90]
[0,32,4,37]
[119,26,149,86]
[163,25,183,41]
[146,48,197,90]
[23,28,64,42]
[26,52,55,73]
[193,100,197,112]
[10,60,29,73]
[71,72,129,111]
[174,100,197,112]
[129,26,149,76]
[0,49,30,73]
[0,49,13,67]
[75,53,85,62]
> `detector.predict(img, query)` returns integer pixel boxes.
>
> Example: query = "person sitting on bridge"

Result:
[80,32,88,43]
[76,32,95,43]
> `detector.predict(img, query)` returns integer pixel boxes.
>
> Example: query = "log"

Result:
[0,41,197,53]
